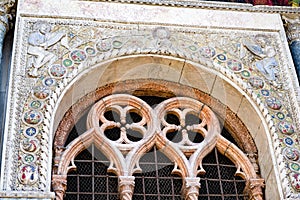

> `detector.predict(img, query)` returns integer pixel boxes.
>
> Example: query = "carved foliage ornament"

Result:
[53,94,263,200]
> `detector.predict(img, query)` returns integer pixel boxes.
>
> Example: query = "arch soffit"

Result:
[53,55,265,149]
[54,79,258,155]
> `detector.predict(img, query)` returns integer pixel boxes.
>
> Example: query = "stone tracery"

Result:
[53,94,263,200]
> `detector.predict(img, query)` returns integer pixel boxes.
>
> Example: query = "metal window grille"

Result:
[65,144,119,200]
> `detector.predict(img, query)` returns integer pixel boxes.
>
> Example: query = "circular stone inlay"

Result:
[240,70,251,78]
[62,58,73,67]
[278,121,295,135]
[23,110,43,125]
[284,137,294,146]
[29,100,43,110]
[216,54,227,62]
[33,86,51,100]
[249,76,264,89]
[70,49,87,63]
[43,78,56,87]
[283,147,299,161]
[85,46,97,56]
[227,59,243,72]
[266,97,282,110]
[96,39,112,52]
[290,162,300,172]
[199,46,216,58]
[49,64,67,78]
[24,127,38,137]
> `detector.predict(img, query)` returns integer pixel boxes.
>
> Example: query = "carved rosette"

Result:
[52,174,67,200]
[119,176,135,200]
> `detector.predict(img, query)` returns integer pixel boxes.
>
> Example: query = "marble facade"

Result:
[0,0,299,199]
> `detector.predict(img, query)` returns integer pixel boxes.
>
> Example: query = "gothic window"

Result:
[52,94,264,200]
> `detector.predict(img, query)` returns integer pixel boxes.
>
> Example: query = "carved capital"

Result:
[245,178,265,200]
[183,177,200,200]
[0,0,15,30]
[282,15,300,44]
[52,174,67,200]
[119,176,135,200]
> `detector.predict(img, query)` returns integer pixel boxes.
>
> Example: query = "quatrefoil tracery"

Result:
[56,94,261,200]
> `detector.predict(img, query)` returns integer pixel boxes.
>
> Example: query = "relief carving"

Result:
[27,21,69,77]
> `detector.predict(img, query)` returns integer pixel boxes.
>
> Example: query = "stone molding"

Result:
[75,0,300,14]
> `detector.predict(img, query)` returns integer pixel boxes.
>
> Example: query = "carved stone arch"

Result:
[50,55,281,199]
[52,92,264,200]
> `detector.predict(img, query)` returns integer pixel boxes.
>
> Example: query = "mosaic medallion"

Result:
[18,164,38,185]
[227,59,243,72]
[240,70,251,78]
[49,64,67,79]
[216,54,227,62]
[284,137,294,146]
[261,89,270,97]
[20,138,40,153]
[266,97,282,110]
[42,77,56,87]
[283,147,300,161]
[22,153,36,164]
[85,46,97,56]
[29,100,43,110]
[276,112,285,120]
[199,46,216,58]
[249,76,264,89]
[188,45,197,51]
[290,162,300,173]
[62,58,73,67]
[278,121,295,135]
[96,39,112,52]
[290,173,300,191]
[112,40,123,49]
[23,110,43,126]
[24,127,38,137]
[153,27,170,40]
[70,49,87,63]
[32,86,51,100]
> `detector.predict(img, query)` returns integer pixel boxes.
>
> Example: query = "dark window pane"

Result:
[204,165,219,179]
[64,194,77,200]
[144,178,158,194]
[67,176,78,192]
[159,178,172,194]
[79,177,92,192]
[208,180,221,194]
[94,177,106,193]
[222,181,236,194]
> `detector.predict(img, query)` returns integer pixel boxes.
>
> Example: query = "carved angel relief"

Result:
[242,35,280,84]
[53,94,263,200]
[27,21,70,77]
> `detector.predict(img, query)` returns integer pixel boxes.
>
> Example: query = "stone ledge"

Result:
[0,191,55,199]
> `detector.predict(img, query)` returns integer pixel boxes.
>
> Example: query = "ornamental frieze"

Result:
[2,17,300,198]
